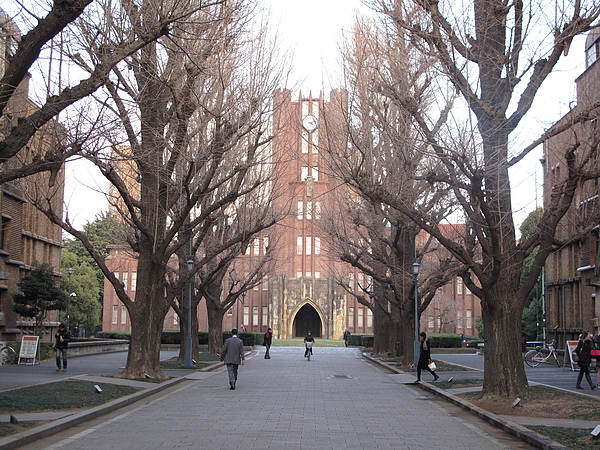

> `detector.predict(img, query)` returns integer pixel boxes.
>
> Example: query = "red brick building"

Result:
[102,90,479,340]
[542,30,600,347]
[0,10,65,343]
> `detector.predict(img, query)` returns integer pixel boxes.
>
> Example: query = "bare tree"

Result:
[30,0,288,379]
[0,0,207,184]
[322,13,461,362]
[362,0,600,397]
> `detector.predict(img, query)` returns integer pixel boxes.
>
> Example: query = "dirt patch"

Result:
[460,386,600,421]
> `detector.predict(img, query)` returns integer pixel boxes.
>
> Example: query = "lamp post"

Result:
[67,268,74,329]
[412,260,420,369]
[183,257,195,368]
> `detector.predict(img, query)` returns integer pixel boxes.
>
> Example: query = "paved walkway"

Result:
[13,347,535,449]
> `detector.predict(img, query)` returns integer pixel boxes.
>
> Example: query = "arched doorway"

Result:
[293,303,322,337]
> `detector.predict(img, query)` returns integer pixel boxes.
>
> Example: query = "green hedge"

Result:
[346,334,373,347]
[96,330,210,345]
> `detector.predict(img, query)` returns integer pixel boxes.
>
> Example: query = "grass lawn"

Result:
[0,380,141,414]
[527,426,600,449]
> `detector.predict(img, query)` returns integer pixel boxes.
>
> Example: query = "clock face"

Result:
[302,115,318,132]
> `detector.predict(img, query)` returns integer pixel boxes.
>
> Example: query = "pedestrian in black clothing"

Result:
[304,331,314,358]
[416,332,439,382]
[575,331,597,390]
[54,323,71,372]
[343,329,351,347]
[263,328,273,359]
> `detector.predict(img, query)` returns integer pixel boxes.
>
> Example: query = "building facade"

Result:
[102,90,478,340]
[543,30,600,348]
[0,10,65,343]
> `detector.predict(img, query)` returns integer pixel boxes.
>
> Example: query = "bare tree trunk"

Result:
[481,283,528,396]
[207,301,225,354]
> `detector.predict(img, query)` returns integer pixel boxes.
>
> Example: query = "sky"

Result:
[60,0,587,232]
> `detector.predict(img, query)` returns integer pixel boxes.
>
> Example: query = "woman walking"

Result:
[575,331,597,390]
[416,332,439,382]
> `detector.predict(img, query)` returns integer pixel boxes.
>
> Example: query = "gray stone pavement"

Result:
[11,347,538,450]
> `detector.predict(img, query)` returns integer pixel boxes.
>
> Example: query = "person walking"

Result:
[416,331,439,382]
[343,329,351,347]
[304,331,314,358]
[54,323,71,372]
[263,327,273,359]
[575,331,597,390]
[221,329,245,390]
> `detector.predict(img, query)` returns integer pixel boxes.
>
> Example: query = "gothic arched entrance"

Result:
[293,303,322,337]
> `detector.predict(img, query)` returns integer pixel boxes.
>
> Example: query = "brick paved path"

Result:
[24,347,533,449]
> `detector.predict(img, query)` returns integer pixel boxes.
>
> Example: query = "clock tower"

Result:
[268,89,356,339]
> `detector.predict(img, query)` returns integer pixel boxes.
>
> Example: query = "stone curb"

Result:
[361,353,569,450]
[0,376,186,450]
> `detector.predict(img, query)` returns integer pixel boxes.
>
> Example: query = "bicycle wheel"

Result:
[524,350,541,367]
[0,346,16,365]
[307,350,311,361]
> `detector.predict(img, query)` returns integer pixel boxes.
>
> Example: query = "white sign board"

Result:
[18,335,39,365]
[566,340,580,371]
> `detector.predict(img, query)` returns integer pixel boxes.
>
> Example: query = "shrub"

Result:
[346,334,373,347]
[96,331,131,340]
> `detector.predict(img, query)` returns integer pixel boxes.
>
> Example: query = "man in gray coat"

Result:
[221,328,245,390]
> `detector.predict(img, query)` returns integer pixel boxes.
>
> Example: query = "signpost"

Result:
[18,335,40,365]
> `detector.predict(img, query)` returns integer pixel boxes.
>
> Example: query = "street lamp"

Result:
[412,260,420,369]
[67,268,74,329]
[183,257,195,368]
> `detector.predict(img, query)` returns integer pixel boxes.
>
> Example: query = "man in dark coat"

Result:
[54,323,71,372]
[221,329,245,390]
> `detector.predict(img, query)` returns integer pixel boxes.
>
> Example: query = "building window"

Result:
[314,237,321,255]
[466,309,473,329]
[0,216,10,250]
[297,201,303,219]
[131,272,137,291]
[296,271,302,278]
[112,305,118,324]
[253,306,259,326]
[262,277,268,290]
[315,201,321,219]
[297,236,303,255]
[227,308,233,316]
[306,202,312,220]
[173,313,178,325]
[301,167,309,180]
[314,271,320,279]
[348,307,355,328]
[456,277,463,295]
[457,309,463,329]
[243,306,250,327]
[306,236,312,255]
[586,38,600,67]
[367,309,373,328]
[121,306,127,324]
[123,272,129,291]
[253,239,260,255]
[358,308,364,328]
[311,167,319,181]
[263,237,269,253]
[262,306,268,326]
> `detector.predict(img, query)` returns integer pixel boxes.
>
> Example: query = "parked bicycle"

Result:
[524,340,560,367]
[0,344,16,365]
